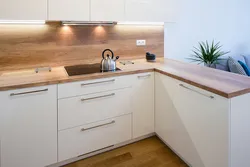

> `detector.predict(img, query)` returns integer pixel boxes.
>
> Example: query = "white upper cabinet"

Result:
[0,0,177,21]
[0,0,47,20]
[48,0,90,21]
[90,0,125,21]
[125,0,177,22]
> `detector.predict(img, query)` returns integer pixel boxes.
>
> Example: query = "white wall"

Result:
[164,0,250,62]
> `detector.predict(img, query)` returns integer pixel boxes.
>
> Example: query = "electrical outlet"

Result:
[136,40,146,46]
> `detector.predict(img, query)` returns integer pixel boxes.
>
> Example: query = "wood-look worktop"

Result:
[1,58,250,98]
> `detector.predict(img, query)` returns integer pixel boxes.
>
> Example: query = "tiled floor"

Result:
[64,136,188,167]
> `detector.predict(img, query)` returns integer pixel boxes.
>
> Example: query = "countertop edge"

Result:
[1,67,250,99]
[0,69,154,91]
[154,69,230,98]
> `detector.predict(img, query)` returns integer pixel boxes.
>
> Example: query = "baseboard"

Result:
[48,133,155,167]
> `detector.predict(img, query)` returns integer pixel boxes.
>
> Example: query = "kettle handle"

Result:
[102,49,114,59]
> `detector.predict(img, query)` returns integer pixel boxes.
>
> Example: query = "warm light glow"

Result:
[117,22,164,26]
[62,25,70,31]
[0,20,45,24]
[94,25,106,37]
[95,25,104,32]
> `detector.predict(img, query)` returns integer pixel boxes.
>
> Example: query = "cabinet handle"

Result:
[179,84,214,99]
[138,74,151,79]
[81,120,115,132]
[10,88,48,97]
[81,79,115,86]
[81,93,115,102]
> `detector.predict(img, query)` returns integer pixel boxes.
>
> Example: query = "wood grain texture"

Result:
[0,23,164,72]
[1,58,250,98]
[154,59,250,98]
[63,136,188,167]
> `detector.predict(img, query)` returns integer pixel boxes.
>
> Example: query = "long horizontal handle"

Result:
[81,93,115,102]
[137,74,151,79]
[81,120,115,132]
[179,84,214,99]
[10,88,48,97]
[81,79,115,86]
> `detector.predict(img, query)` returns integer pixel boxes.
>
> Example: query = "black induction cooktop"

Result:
[64,63,121,76]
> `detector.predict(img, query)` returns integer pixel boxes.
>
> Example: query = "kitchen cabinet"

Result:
[58,75,133,99]
[58,114,132,161]
[90,0,125,21]
[48,0,90,21]
[57,75,134,162]
[155,73,229,167]
[132,72,154,139]
[125,0,177,22]
[0,0,47,20]
[58,88,132,130]
[0,85,57,167]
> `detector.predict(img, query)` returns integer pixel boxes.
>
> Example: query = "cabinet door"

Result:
[48,0,90,21]
[155,73,229,167]
[125,0,177,22]
[155,73,203,166]
[132,72,154,139]
[0,85,57,167]
[58,114,132,161]
[173,81,229,167]
[0,0,47,20]
[90,0,125,21]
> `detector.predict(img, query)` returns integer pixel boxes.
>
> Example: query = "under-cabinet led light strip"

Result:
[0,20,46,24]
[117,22,164,26]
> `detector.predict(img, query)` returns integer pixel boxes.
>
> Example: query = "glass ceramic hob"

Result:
[64,63,121,76]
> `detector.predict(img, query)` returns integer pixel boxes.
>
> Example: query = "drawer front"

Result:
[58,75,134,99]
[58,114,132,162]
[58,88,132,130]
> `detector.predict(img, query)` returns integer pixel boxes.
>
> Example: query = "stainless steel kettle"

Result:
[101,49,119,72]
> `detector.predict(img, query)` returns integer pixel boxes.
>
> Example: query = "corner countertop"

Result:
[1,58,250,98]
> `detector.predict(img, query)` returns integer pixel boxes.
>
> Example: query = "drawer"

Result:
[58,75,134,99]
[58,114,132,162]
[58,88,132,130]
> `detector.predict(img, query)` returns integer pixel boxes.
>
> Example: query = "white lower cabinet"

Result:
[58,88,132,130]
[132,72,154,138]
[58,75,133,99]
[3,71,246,167]
[58,114,132,161]
[57,75,135,162]
[0,85,57,167]
[155,73,229,167]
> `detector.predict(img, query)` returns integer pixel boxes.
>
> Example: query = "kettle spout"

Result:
[114,56,120,61]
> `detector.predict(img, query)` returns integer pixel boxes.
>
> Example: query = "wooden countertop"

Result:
[1,58,250,98]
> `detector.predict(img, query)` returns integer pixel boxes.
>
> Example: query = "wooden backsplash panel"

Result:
[0,23,164,72]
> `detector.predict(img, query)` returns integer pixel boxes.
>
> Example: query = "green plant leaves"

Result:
[188,40,230,65]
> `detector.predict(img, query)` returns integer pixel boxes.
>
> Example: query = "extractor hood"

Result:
[62,21,117,26]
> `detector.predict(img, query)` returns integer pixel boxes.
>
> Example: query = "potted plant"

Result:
[188,40,229,68]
